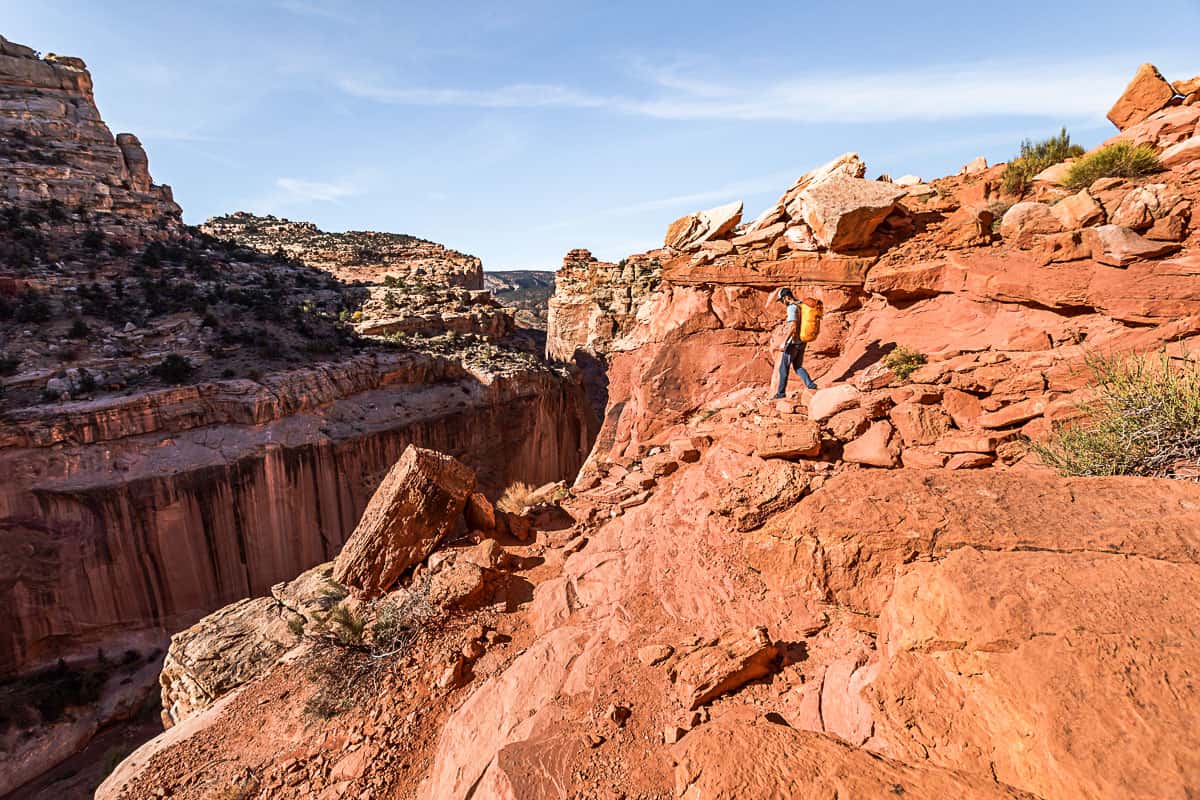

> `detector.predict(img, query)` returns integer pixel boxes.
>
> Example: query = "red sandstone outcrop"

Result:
[1107,63,1178,130]
[0,35,180,224]
[201,212,483,289]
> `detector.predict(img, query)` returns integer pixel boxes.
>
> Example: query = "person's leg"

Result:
[774,346,792,398]
[791,341,817,389]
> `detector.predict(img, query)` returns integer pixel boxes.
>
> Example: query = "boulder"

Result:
[1159,136,1200,168]
[960,156,988,175]
[894,174,923,187]
[464,492,496,531]
[946,452,996,469]
[1033,160,1073,186]
[901,447,949,469]
[755,418,822,459]
[1107,63,1177,130]
[1051,190,1105,229]
[999,202,1063,248]
[1176,76,1200,97]
[978,396,1049,429]
[842,420,899,468]
[935,433,1003,454]
[672,628,779,709]
[782,224,819,251]
[889,402,952,447]
[935,205,994,249]
[808,384,861,422]
[1111,184,1184,230]
[665,201,744,250]
[1083,224,1182,267]
[333,446,476,597]
[798,177,906,252]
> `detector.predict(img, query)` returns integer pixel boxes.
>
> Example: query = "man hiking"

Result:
[771,287,822,399]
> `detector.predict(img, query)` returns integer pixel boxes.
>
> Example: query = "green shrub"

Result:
[0,353,18,376]
[1000,127,1085,197]
[150,353,194,384]
[327,602,364,645]
[883,346,927,381]
[1034,353,1200,478]
[67,319,90,339]
[1061,142,1161,191]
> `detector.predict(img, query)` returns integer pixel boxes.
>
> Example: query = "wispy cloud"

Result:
[273,0,352,22]
[335,56,1150,124]
[274,177,360,203]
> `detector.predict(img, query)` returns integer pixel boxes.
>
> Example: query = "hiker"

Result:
[772,288,822,399]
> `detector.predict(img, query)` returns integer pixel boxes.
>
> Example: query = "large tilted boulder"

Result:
[1107,63,1176,130]
[665,200,744,250]
[798,177,906,251]
[333,445,476,597]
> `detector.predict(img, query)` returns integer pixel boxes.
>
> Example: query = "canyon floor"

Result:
[4,30,1200,800]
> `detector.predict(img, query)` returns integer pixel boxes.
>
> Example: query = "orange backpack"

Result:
[798,297,823,342]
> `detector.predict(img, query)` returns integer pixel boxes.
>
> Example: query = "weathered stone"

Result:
[1159,136,1200,169]
[333,446,476,597]
[798,177,905,252]
[1051,190,1105,229]
[665,201,744,250]
[808,384,861,422]
[935,205,994,249]
[1107,63,1176,130]
[842,420,899,468]
[755,418,821,459]
[465,492,496,531]
[673,628,779,709]
[1084,225,1182,267]
[888,402,951,447]
[1000,202,1063,248]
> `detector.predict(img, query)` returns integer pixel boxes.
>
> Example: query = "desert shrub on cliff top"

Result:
[1034,353,1200,479]
[1001,127,1085,197]
[1062,142,1161,191]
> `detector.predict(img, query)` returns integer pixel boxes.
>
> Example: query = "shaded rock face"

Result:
[0,354,592,677]
[200,212,483,289]
[0,35,180,224]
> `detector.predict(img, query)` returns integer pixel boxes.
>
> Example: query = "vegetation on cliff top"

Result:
[1001,127,1085,197]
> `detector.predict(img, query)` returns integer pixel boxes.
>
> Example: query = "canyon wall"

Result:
[0,35,180,225]
[0,352,591,676]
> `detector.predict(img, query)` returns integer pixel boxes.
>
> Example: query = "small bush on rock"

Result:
[1035,353,1200,478]
[883,346,927,381]
[150,353,194,384]
[497,481,536,513]
[1001,127,1085,196]
[1062,142,1161,191]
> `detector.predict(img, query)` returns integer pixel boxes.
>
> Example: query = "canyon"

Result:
[0,34,592,797]
[93,60,1200,800]
[4,25,1200,800]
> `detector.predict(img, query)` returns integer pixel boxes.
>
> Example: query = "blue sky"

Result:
[3,1,1199,268]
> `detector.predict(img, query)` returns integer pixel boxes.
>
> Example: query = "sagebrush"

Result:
[1061,142,1160,191]
[1001,127,1084,197]
[1034,353,1200,479]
